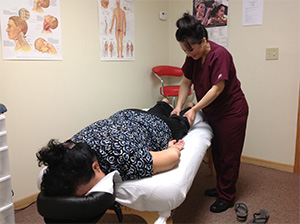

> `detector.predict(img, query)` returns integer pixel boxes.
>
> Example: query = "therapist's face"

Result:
[179,37,207,61]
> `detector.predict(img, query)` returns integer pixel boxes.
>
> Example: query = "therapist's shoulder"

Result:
[209,41,232,59]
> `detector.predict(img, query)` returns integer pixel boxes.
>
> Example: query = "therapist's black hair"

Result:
[36,139,97,196]
[175,13,208,50]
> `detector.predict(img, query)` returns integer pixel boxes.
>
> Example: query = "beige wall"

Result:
[226,0,299,164]
[0,0,299,201]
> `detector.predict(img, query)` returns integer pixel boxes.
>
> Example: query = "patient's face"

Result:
[75,177,98,196]
[74,161,106,196]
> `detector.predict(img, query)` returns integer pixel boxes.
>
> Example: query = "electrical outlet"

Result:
[266,48,279,60]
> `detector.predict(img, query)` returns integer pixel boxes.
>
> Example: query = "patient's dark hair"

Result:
[36,139,96,196]
[175,13,208,51]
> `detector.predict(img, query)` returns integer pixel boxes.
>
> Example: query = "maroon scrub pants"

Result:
[208,113,248,205]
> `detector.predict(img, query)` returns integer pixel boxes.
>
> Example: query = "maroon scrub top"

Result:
[182,41,248,121]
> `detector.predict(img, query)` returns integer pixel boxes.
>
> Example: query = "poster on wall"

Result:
[193,0,229,47]
[98,0,135,61]
[0,0,62,60]
[242,0,264,26]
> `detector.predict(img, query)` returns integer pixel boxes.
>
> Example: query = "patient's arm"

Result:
[150,140,184,175]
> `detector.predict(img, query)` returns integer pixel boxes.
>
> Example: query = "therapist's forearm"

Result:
[176,88,188,109]
[176,78,192,109]
[192,80,225,112]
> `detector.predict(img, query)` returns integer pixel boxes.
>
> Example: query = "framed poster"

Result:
[193,0,229,47]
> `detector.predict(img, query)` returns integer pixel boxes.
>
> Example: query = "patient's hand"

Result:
[168,139,185,151]
[151,140,184,174]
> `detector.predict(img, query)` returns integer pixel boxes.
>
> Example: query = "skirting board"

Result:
[13,192,38,210]
[241,155,294,173]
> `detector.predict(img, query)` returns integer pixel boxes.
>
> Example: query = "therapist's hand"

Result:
[184,107,196,126]
[171,107,181,116]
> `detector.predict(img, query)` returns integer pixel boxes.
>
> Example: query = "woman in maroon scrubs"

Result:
[172,13,249,213]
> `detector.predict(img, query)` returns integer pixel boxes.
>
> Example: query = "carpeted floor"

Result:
[14,162,300,223]
[171,162,300,223]
[14,204,147,224]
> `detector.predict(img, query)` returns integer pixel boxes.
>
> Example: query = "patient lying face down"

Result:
[37,99,192,197]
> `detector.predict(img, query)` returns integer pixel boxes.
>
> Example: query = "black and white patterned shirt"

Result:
[70,109,172,180]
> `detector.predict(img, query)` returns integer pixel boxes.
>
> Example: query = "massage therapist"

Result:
[171,13,249,213]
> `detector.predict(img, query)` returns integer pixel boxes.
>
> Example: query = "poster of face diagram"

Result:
[0,0,62,60]
[193,0,229,47]
[98,0,135,61]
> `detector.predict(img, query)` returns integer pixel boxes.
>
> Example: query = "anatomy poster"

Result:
[193,0,229,47]
[98,0,135,61]
[0,0,62,60]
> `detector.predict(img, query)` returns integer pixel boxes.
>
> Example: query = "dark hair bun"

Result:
[37,139,66,167]
[176,13,198,29]
[175,12,208,43]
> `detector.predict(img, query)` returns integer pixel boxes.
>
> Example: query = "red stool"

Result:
[152,65,192,106]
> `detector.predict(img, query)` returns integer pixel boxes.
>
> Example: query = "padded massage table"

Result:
[37,111,213,224]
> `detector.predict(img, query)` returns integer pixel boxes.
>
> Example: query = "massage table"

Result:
[37,111,213,224]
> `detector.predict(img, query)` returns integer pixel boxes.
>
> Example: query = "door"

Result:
[294,87,300,173]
